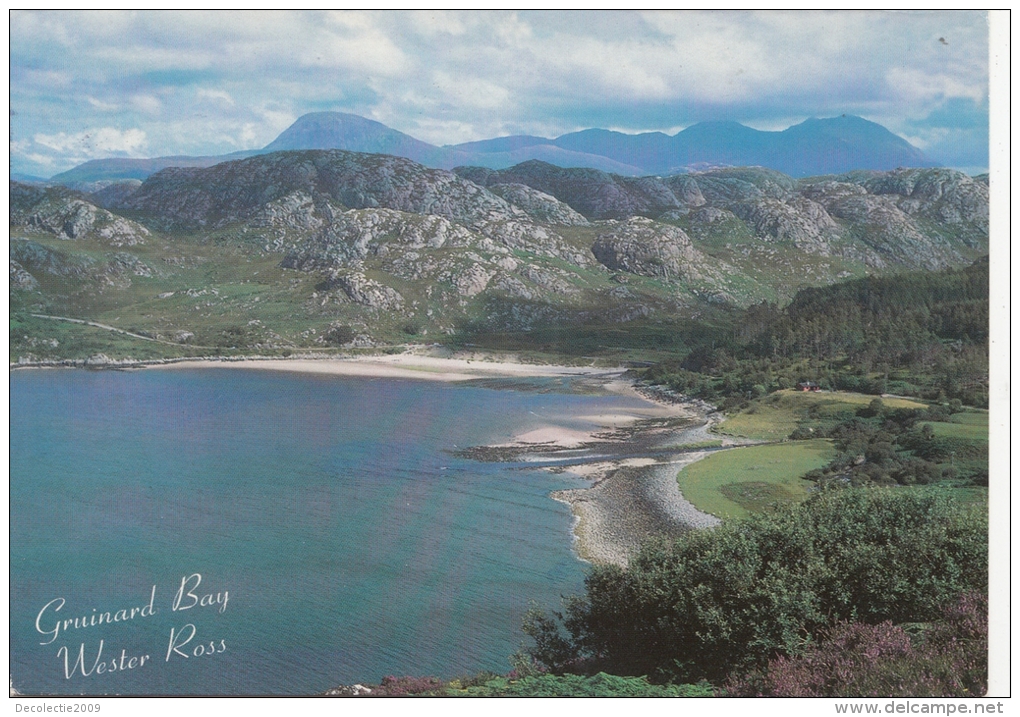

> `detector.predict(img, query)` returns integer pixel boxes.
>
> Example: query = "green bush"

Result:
[725,592,987,697]
[523,487,987,683]
[324,324,355,346]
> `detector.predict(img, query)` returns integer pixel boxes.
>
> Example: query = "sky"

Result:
[9,10,992,178]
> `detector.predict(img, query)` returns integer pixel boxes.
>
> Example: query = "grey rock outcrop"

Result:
[800,177,966,270]
[690,167,796,205]
[473,219,594,266]
[729,196,838,253]
[10,239,95,278]
[456,161,705,219]
[842,168,989,244]
[452,263,496,297]
[591,217,704,280]
[486,183,589,225]
[107,252,155,278]
[11,182,150,246]
[684,206,742,238]
[281,208,492,271]
[9,259,39,290]
[519,264,578,295]
[250,190,338,233]
[489,273,538,300]
[333,272,404,310]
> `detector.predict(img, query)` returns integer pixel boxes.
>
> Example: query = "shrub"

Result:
[459,673,714,697]
[523,488,987,683]
[324,324,355,346]
[725,593,987,697]
[369,675,446,696]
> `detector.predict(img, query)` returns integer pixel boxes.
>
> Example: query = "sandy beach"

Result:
[158,353,615,383]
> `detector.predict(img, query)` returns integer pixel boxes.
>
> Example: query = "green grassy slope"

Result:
[676,439,836,520]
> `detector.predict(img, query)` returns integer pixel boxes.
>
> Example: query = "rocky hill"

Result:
[456,161,706,220]
[10,149,988,362]
[116,150,524,230]
[11,182,150,246]
[459,162,988,271]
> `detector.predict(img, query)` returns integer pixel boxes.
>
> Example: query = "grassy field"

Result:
[945,485,989,509]
[920,410,989,442]
[715,389,929,441]
[10,313,198,361]
[677,439,836,520]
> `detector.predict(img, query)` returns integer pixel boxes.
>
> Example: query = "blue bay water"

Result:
[10,368,647,695]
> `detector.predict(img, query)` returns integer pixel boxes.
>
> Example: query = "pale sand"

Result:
[576,409,678,426]
[512,426,595,448]
[502,385,696,450]
[159,355,613,383]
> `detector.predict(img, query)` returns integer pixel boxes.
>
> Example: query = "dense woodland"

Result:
[644,256,989,408]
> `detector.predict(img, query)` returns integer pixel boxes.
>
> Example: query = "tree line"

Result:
[645,257,989,408]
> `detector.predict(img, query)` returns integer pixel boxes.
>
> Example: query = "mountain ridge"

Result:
[43,112,936,186]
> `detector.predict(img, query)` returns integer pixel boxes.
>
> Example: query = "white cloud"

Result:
[19,68,72,89]
[9,10,991,176]
[33,127,147,156]
[257,108,298,136]
[85,96,119,111]
[410,11,467,37]
[429,72,510,110]
[239,123,258,146]
[197,88,235,106]
[299,25,409,76]
[885,67,987,104]
[131,94,163,115]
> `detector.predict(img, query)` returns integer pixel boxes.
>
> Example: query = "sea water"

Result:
[10,367,647,695]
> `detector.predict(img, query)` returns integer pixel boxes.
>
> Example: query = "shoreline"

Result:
[11,348,726,567]
[159,354,616,383]
[551,458,722,567]
[9,351,622,383]
[474,383,728,567]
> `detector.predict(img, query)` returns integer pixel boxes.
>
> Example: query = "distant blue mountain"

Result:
[41,112,936,185]
[264,112,452,167]
[446,135,550,154]
[10,172,49,185]
[48,151,262,186]
[502,116,934,176]
[538,128,675,174]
